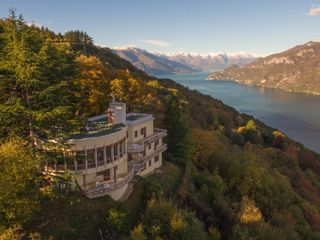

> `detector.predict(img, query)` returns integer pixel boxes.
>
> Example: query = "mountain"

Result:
[159,52,258,72]
[208,41,320,95]
[113,47,197,75]
[113,47,258,75]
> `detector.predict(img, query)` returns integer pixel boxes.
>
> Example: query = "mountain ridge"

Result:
[208,41,320,95]
[113,47,258,75]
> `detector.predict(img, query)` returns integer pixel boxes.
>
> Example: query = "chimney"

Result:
[109,102,127,125]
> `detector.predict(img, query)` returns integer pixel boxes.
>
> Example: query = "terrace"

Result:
[126,113,154,125]
[70,117,126,140]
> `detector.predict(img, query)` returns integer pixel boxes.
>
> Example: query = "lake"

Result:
[161,72,320,153]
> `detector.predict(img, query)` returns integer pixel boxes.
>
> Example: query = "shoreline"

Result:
[207,78,320,96]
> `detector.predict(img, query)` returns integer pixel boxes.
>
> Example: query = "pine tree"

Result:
[0,11,79,144]
[164,94,191,165]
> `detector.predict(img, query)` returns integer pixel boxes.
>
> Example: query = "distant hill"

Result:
[208,41,320,95]
[113,47,197,75]
[113,47,257,75]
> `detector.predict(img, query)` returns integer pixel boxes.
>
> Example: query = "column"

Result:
[111,144,115,162]
[94,144,97,169]
[85,148,88,171]
[104,144,106,165]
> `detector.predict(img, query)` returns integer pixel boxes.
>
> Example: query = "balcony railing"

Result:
[141,144,167,162]
[130,144,167,173]
[127,128,167,154]
[144,128,167,145]
[84,168,135,198]
[127,143,144,153]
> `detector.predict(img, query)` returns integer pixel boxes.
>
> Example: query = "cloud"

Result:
[308,7,320,16]
[142,39,170,47]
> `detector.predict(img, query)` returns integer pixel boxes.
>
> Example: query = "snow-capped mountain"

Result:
[113,47,197,76]
[113,47,258,76]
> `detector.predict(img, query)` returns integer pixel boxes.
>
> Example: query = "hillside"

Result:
[113,47,257,75]
[208,41,320,95]
[1,14,320,240]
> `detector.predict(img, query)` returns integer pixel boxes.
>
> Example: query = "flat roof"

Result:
[70,123,126,140]
[126,113,154,125]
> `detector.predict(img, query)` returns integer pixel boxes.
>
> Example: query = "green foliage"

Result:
[130,224,147,240]
[0,12,79,143]
[64,30,93,45]
[164,94,191,165]
[0,139,41,226]
[137,198,209,240]
[105,208,129,239]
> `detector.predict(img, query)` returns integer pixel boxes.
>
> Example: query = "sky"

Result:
[1,0,320,56]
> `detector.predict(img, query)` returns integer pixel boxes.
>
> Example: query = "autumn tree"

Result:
[76,54,111,116]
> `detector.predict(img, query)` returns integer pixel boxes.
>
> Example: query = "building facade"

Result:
[45,101,167,201]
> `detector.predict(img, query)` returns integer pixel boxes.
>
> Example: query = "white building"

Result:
[45,100,167,201]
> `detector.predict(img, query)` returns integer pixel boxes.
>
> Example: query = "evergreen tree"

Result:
[164,94,190,165]
[0,11,79,144]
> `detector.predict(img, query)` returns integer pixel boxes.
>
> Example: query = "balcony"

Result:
[84,168,135,198]
[127,143,144,153]
[130,144,167,173]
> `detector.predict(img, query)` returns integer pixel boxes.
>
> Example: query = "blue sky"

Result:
[1,0,320,55]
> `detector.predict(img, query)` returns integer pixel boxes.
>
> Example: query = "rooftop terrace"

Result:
[70,114,125,140]
[126,113,153,124]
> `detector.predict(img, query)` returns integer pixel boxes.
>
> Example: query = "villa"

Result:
[45,99,167,201]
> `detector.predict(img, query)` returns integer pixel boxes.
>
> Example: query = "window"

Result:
[114,143,118,159]
[148,143,151,150]
[141,127,146,137]
[86,149,95,169]
[106,146,112,163]
[155,155,159,162]
[97,147,104,162]
[134,130,138,138]
[75,150,85,162]
[120,140,123,157]
[149,160,152,167]
[154,139,159,150]
[97,169,110,181]
[75,150,85,170]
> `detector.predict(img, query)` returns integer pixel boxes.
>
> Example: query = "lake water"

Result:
[161,72,320,153]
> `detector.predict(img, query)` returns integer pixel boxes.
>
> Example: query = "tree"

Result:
[105,208,128,239]
[130,224,147,240]
[164,94,191,165]
[142,198,209,240]
[64,30,93,45]
[110,79,126,102]
[239,196,263,224]
[0,225,25,240]
[76,54,111,116]
[0,139,40,226]
[0,12,78,144]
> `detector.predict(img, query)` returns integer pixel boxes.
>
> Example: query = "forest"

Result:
[1,11,320,240]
